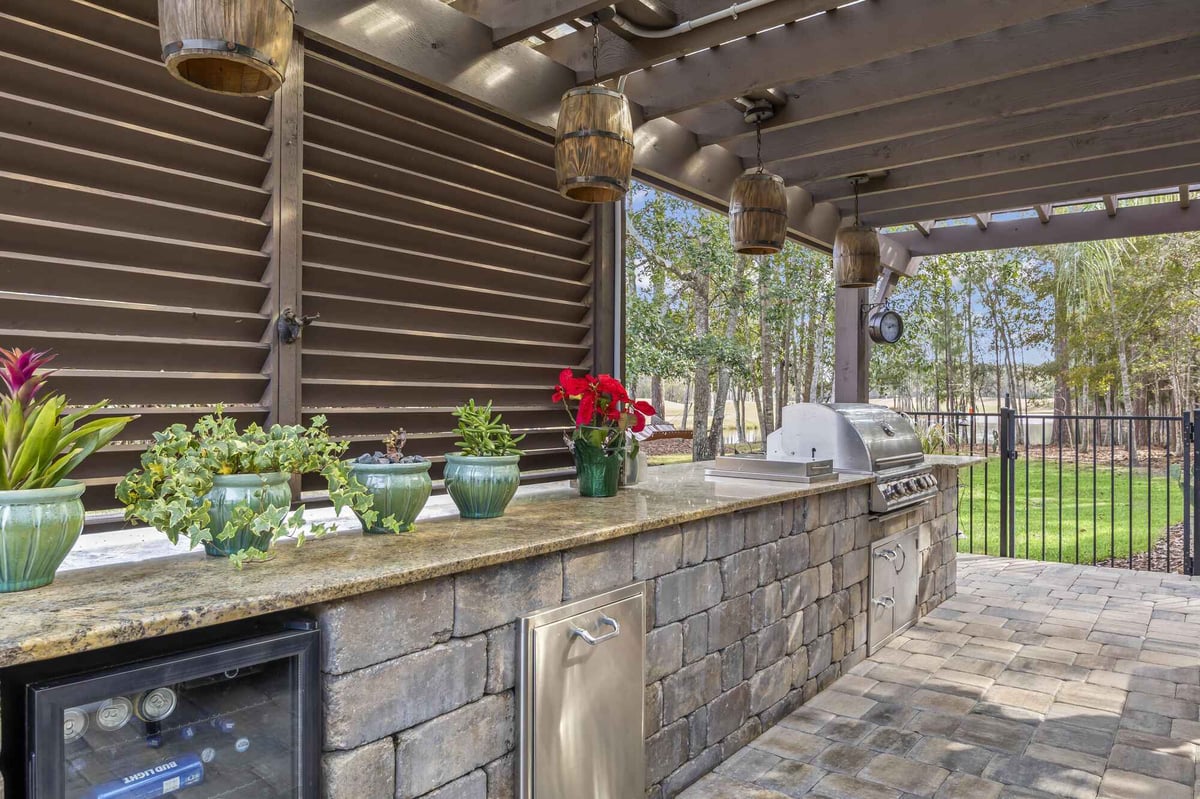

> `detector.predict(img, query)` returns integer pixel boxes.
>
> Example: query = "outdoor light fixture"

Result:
[158,0,295,97]
[834,176,881,288]
[554,14,634,203]
[729,100,788,255]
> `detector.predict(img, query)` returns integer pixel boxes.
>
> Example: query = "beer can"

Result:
[180,725,197,740]
[134,687,177,722]
[235,737,250,753]
[210,717,235,733]
[95,697,134,732]
[63,707,89,742]
[200,747,216,764]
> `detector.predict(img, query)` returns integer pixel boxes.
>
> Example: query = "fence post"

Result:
[999,397,1017,559]
[1189,410,1199,576]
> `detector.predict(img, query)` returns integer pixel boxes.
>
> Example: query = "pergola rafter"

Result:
[678,0,1197,147]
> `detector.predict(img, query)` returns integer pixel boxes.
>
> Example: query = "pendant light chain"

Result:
[853,179,861,224]
[592,21,600,83]
[755,122,764,174]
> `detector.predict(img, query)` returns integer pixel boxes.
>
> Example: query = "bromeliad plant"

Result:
[117,409,395,566]
[0,348,134,491]
[552,369,655,449]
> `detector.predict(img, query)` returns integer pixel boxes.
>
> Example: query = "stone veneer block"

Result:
[635,527,684,580]
[325,636,486,750]
[485,622,516,694]
[657,562,723,624]
[317,578,453,674]
[561,537,634,601]
[322,738,395,799]
[395,693,514,799]
[454,554,562,637]
[647,623,684,683]
[663,654,722,723]
[422,770,487,799]
[484,753,514,799]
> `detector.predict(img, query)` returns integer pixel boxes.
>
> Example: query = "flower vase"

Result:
[573,428,625,498]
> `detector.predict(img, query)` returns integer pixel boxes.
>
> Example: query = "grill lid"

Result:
[766,403,924,473]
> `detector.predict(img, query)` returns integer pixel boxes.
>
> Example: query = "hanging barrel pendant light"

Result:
[555,19,635,203]
[834,177,881,288]
[729,104,788,255]
[158,0,295,97]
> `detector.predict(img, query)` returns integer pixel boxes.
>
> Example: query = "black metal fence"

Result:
[907,405,1196,575]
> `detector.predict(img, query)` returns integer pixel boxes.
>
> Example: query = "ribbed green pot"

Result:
[443,454,520,520]
[573,436,625,498]
[348,461,432,534]
[202,472,293,558]
[0,480,85,593]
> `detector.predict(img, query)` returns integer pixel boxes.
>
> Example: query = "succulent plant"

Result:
[452,400,525,457]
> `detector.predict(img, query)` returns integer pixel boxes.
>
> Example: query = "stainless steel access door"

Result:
[518,583,646,799]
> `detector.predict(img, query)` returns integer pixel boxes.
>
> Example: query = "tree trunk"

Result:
[651,375,664,419]
[681,381,691,430]
[707,257,750,457]
[1106,275,1138,466]
[692,294,713,460]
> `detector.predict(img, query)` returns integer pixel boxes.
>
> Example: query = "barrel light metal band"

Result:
[568,86,624,98]
[737,205,789,218]
[562,175,629,190]
[741,240,785,247]
[559,128,635,147]
[163,39,283,69]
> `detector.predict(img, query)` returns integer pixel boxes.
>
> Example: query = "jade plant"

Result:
[451,400,525,456]
[117,408,396,566]
[0,348,134,491]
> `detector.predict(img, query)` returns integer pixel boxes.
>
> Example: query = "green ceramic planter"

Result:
[202,472,293,558]
[0,480,85,593]
[443,454,521,519]
[348,460,432,533]
[573,436,625,498]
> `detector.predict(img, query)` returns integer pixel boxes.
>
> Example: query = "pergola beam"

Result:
[1103,194,1119,216]
[621,0,1106,119]
[538,0,838,82]
[1036,205,1053,223]
[842,145,1200,221]
[863,165,1200,228]
[681,0,1196,147]
[464,0,616,47]
[891,201,1200,256]
[805,113,1200,204]
[746,38,1200,166]
[775,80,1200,185]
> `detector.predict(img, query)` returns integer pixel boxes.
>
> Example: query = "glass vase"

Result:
[573,428,625,498]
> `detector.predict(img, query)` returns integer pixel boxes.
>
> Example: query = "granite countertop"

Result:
[0,462,873,668]
[924,454,988,467]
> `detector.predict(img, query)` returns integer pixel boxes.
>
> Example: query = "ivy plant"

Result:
[452,400,525,457]
[116,409,398,566]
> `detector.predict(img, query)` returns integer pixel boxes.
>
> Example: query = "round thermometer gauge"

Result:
[868,308,904,344]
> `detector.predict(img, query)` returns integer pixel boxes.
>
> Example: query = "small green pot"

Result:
[573,434,625,498]
[202,472,293,558]
[0,480,85,593]
[443,454,521,519]
[348,460,433,533]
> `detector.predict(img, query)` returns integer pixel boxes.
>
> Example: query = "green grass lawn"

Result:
[956,457,1184,564]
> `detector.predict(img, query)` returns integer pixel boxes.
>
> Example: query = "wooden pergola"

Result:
[299,0,1199,401]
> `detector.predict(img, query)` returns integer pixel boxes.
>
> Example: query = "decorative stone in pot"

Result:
[0,480,85,592]
[348,460,432,533]
[443,454,521,520]
[202,472,293,557]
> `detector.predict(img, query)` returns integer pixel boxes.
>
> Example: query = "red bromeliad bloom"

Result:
[552,368,657,434]
[0,347,55,405]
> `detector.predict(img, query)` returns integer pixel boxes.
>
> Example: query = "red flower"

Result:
[629,399,656,433]
[552,368,588,403]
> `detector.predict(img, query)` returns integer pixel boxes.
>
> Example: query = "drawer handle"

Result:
[874,547,907,573]
[570,615,621,646]
[872,596,896,608]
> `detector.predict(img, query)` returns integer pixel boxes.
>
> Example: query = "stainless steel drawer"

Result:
[518,583,646,799]
[869,529,919,653]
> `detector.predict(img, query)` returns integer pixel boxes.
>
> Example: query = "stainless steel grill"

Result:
[766,403,937,514]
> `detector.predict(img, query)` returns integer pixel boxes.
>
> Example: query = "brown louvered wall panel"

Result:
[299,48,593,480]
[0,0,275,512]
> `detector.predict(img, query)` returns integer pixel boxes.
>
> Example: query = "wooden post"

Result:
[833,286,869,403]
[591,201,623,379]
[264,31,304,429]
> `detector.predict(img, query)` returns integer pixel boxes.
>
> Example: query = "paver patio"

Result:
[680,553,1200,799]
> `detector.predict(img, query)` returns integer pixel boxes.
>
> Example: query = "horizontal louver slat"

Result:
[0,0,277,515]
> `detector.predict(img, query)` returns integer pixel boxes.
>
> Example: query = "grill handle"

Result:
[873,452,924,469]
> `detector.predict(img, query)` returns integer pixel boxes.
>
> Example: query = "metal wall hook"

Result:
[277,307,319,344]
